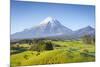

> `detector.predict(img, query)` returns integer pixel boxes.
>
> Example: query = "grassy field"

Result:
[10,40,95,67]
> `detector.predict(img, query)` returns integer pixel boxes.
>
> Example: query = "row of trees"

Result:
[11,34,95,53]
[10,39,54,54]
[11,39,48,45]
[82,35,95,44]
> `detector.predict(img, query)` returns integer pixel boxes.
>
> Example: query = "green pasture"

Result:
[11,40,95,67]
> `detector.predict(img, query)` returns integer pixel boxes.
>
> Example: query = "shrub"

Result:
[29,44,38,51]
[17,62,21,66]
[36,52,40,56]
[30,40,53,52]
[45,41,53,50]
[54,44,61,47]
[24,55,28,60]
[81,35,95,44]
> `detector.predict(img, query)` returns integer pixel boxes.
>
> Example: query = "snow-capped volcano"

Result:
[38,17,72,34]
[40,17,55,24]
[11,17,73,39]
[40,17,60,25]
[11,17,95,40]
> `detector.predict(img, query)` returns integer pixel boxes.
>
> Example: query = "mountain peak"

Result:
[86,25,92,28]
[85,26,94,30]
[40,16,56,25]
[46,16,54,20]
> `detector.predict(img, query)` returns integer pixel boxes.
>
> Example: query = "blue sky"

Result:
[11,0,95,34]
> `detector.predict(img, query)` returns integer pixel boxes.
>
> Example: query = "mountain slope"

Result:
[74,26,95,37]
[11,17,73,39]
[11,17,95,40]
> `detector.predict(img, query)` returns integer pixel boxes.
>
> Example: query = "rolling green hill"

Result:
[10,40,95,67]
